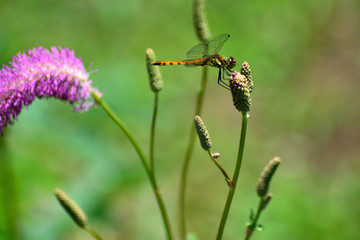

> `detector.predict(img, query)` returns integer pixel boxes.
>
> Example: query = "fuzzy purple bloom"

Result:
[0,46,100,134]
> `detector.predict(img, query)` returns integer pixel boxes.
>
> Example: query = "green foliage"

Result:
[0,0,359,239]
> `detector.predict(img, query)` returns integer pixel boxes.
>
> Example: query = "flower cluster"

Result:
[228,62,254,114]
[0,46,100,134]
[229,71,252,113]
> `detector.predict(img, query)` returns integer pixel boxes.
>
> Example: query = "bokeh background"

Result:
[0,0,359,239]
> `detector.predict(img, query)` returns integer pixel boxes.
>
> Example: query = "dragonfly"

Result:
[151,34,236,89]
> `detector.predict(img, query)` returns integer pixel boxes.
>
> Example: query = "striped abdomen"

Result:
[151,59,204,66]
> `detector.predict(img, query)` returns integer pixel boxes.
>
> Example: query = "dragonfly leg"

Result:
[223,68,233,79]
[217,68,230,90]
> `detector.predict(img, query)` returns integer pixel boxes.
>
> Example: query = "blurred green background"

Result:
[0,0,359,239]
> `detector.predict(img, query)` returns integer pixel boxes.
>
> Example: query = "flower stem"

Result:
[0,137,20,240]
[207,150,231,186]
[244,197,264,240]
[91,92,173,240]
[84,225,104,240]
[179,66,208,240]
[149,93,159,173]
[216,113,248,240]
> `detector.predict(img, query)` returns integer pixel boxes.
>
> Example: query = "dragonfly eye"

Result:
[227,57,236,69]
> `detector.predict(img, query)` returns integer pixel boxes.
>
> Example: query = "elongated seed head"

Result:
[194,115,212,150]
[193,0,211,42]
[256,157,281,197]
[146,48,163,92]
[54,188,88,228]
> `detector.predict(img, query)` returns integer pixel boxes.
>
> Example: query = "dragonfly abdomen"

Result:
[151,59,204,66]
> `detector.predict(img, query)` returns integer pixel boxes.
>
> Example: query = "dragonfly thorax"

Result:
[208,54,236,70]
[205,53,229,69]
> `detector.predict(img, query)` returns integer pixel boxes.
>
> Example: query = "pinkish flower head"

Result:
[0,46,101,134]
[229,71,252,113]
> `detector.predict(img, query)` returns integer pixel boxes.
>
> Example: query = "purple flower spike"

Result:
[0,46,101,134]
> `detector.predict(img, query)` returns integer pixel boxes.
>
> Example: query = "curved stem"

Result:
[179,67,208,240]
[149,93,159,173]
[84,225,104,240]
[244,197,264,240]
[216,113,248,240]
[91,92,173,240]
[207,150,231,186]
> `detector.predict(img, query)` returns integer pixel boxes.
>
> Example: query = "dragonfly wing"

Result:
[185,34,230,59]
[207,34,230,55]
[186,42,207,59]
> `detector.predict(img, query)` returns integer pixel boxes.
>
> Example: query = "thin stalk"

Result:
[244,197,264,240]
[207,150,231,186]
[84,225,104,240]
[0,137,19,240]
[216,113,248,240]
[91,92,173,240]
[179,66,208,240]
[149,93,159,173]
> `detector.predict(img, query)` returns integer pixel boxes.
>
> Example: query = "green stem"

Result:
[91,92,173,240]
[179,67,208,240]
[149,93,159,173]
[0,137,19,240]
[244,197,264,240]
[207,150,231,186]
[216,113,248,240]
[84,225,104,240]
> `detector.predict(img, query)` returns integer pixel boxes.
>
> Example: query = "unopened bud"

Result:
[256,157,281,197]
[194,115,212,150]
[54,188,88,228]
[146,48,163,92]
[261,193,273,210]
[212,152,221,159]
[193,0,211,42]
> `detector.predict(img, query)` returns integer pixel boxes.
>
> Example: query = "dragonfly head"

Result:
[226,57,237,70]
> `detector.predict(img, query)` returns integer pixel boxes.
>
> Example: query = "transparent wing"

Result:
[186,34,230,59]
[207,33,230,55]
[186,42,207,59]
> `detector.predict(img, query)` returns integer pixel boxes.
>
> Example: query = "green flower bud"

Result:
[146,48,163,92]
[261,193,273,210]
[193,0,211,42]
[54,188,88,228]
[256,157,281,197]
[194,115,212,150]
